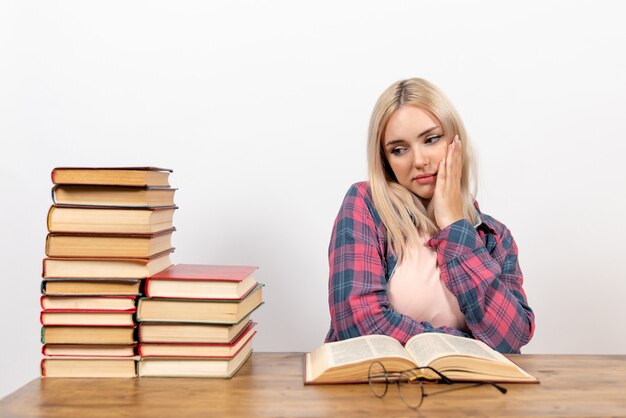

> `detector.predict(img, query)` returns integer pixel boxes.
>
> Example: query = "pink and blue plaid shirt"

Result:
[325,182,535,353]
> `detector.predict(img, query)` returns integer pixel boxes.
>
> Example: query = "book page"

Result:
[406,333,503,367]
[325,335,412,368]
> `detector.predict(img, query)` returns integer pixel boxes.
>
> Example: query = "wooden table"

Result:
[1,353,625,417]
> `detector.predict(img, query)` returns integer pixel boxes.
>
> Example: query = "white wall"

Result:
[2,0,625,399]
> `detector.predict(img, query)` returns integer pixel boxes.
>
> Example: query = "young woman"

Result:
[325,78,535,353]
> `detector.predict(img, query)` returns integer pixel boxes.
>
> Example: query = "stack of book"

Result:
[40,167,177,377]
[136,264,263,378]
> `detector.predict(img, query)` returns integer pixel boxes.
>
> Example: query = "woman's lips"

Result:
[414,174,437,184]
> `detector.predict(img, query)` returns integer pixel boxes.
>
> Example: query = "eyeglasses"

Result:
[367,361,507,410]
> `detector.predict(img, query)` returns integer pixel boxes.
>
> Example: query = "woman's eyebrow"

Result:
[385,139,405,147]
[385,126,441,147]
[417,126,440,137]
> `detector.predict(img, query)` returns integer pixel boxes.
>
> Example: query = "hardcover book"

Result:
[42,249,173,279]
[138,323,256,358]
[40,310,136,326]
[137,340,253,378]
[46,229,175,258]
[41,326,136,345]
[42,279,142,296]
[138,317,253,344]
[47,205,177,234]
[41,295,137,310]
[136,284,263,324]
[51,167,172,187]
[41,358,138,378]
[42,344,137,357]
[52,185,176,207]
[145,264,258,299]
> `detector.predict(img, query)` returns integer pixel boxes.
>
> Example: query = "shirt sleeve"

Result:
[427,219,535,353]
[327,184,469,345]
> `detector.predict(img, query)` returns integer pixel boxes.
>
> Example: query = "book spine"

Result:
[46,206,54,233]
[144,279,152,298]
[40,359,47,377]
[50,186,57,204]
[40,327,45,344]
[41,308,137,313]
[44,234,51,257]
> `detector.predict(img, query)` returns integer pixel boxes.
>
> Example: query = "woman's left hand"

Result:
[433,135,465,230]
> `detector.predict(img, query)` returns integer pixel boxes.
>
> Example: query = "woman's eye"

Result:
[425,135,441,144]
[390,147,407,156]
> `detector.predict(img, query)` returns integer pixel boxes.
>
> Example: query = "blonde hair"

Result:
[367,78,478,259]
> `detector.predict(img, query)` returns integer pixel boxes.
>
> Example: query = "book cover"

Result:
[42,344,137,357]
[41,357,138,378]
[41,326,136,345]
[41,278,142,296]
[137,342,253,378]
[51,185,177,207]
[40,295,137,310]
[42,248,174,279]
[149,264,258,282]
[138,323,256,358]
[138,317,253,344]
[51,167,172,187]
[136,284,264,324]
[46,229,175,258]
[47,205,177,234]
[40,310,136,326]
[145,264,258,299]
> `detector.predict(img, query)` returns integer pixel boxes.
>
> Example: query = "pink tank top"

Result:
[387,233,467,330]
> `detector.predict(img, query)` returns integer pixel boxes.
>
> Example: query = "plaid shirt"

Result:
[325,182,535,354]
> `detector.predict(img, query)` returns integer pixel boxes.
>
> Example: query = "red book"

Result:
[138,322,257,358]
[145,264,258,299]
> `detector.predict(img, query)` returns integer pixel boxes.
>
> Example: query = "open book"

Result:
[305,333,537,384]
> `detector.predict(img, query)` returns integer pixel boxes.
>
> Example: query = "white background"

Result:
[2,0,626,399]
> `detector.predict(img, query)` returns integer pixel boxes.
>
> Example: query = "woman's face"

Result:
[383,105,451,201]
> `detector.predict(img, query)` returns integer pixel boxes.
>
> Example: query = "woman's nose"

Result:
[413,149,428,169]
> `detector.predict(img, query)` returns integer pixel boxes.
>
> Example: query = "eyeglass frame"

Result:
[367,360,508,410]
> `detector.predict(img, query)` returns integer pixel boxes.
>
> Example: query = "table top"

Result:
[1,353,626,417]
